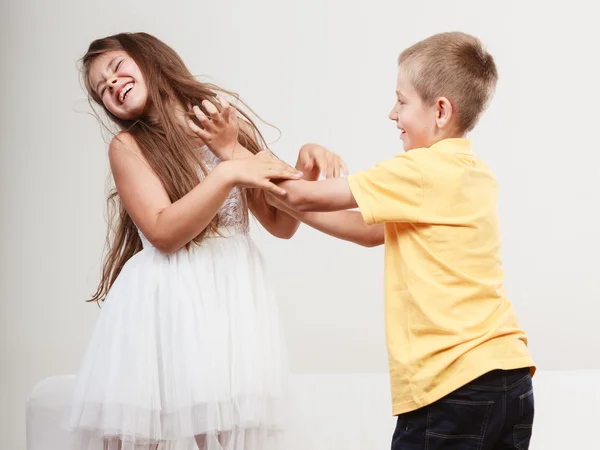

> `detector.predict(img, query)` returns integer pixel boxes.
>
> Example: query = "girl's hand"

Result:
[296,143,348,181]
[188,95,239,160]
[220,150,303,196]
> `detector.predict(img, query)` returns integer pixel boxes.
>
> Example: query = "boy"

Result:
[193,31,535,450]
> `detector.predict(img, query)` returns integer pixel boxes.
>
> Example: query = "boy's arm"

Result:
[266,193,384,247]
[277,150,424,226]
[247,152,348,238]
[277,177,358,212]
[285,210,384,247]
[272,172,385,247]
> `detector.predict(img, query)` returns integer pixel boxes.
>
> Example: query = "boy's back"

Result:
[348,137,534,415]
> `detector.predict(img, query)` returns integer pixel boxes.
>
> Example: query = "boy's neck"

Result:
[430,126,467,144]
[421,136,472,153]
[409,133,467,152]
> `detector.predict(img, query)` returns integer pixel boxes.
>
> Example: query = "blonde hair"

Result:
[398,31,498,132]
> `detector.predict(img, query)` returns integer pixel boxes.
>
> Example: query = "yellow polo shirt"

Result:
[347,138,534,415]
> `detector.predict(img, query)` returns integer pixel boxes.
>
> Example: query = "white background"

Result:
[1,0,599,448]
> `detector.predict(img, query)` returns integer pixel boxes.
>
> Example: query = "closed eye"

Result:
[98,59,124,97]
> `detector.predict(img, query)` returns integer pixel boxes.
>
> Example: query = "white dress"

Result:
[65,147,289,450]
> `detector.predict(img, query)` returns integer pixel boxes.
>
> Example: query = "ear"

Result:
[435,97,453,129]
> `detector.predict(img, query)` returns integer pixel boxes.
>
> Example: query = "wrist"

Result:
[231,143,254,160]
[213,160,239,187]
[208,142,249,161]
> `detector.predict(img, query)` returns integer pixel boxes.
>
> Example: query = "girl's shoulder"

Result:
[109,132,141,156]
[108,132,153,175]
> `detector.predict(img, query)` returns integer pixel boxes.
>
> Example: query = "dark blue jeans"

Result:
[392,368,534,450]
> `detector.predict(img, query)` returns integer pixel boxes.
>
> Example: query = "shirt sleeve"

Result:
[347,153,424,225]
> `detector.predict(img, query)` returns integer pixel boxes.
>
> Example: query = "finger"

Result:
[285,167,304,178]
[262,181,287,196]
[202,99,221,124]
[341,159,349,176]
[304,159,314,172]
[192,105,212,130]
[326,153,334,179]
[333,155,341,178]
[278,168,304,180]
[268,162,303,179]
[187,119,210,140]
[227,101,237,122]
[216,95,231,113]
[315,154,328,178]
[281,160,304,175]
[270,161,302,176]
[216,95,232,124]
[230,109,237,124]
[296,152,309,170]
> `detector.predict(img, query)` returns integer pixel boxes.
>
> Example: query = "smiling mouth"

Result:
[119,82,134,104]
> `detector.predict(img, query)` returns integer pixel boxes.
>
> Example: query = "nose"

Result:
[107,76,118,91]
[389,106,398,121]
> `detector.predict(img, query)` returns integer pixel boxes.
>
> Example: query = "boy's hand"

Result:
[188,95,239,160]
[296,143,348,181]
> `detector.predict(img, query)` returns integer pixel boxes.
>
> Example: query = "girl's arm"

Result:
[188,98,347,239]
[247,189,301,239]
[109,133,300,254]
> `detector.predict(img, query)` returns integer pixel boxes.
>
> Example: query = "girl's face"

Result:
[88,50,149,121]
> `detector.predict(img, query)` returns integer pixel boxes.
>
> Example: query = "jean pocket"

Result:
[519,388,534,421]
[426,398,493,449]
[513,388,534,449]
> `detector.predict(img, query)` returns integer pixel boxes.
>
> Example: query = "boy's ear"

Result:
[435,97,453,129]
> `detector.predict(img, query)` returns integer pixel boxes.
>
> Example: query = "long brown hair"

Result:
[82,32,269,303]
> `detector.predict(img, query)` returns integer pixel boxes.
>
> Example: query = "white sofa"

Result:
[26,370,600,449]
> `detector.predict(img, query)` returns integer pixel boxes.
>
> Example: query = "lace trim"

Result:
[200,147,249,234]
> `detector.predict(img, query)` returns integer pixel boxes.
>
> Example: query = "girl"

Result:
[66,32,346,450]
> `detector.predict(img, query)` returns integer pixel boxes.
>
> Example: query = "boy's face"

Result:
[389,67,439,151]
